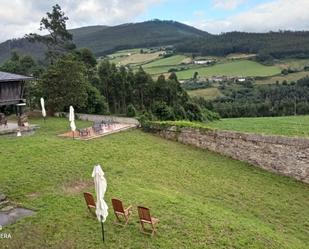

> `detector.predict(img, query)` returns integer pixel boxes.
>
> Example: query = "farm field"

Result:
[176,60,281,80]
[256,71,309,84]
[188,87,223,99]
[107,49,162,65]
[207,115,309,137]
[143,55,188,68]
[1,118,308,249]
[114,52,162,65]
[276,58,309,70]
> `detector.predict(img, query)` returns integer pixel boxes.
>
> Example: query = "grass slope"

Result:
[0,118,308,249]
[256,71,309,84]
[176,60,281,79]
[143,55,188,68]
[188,87,223,99]
[207,115,309,137]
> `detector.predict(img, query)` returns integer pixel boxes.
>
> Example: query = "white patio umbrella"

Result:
[69,106,76,139]
[92,165,108,242]
[40,98,46,121]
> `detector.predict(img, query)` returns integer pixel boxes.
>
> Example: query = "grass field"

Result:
[0,117,308,249]
[276,58,309,70]
[207,115,309,137]
[143,55,188,68]
[256,71,309,84]
[176,60,281,80]
[188,87,223,99]
[116,52,162,65]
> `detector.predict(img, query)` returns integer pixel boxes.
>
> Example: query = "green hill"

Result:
[0,20,209,64]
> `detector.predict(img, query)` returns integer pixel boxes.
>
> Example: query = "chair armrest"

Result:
[125,205,133,212]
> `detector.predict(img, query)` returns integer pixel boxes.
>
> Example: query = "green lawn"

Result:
[0,118,308,248]
[207,115,309,137]
[176,60,281,80]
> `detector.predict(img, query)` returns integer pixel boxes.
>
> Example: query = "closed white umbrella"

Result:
[69,106,76,139]
[92,165,108,242]
[69,106,74,122]
[40,98,46,121]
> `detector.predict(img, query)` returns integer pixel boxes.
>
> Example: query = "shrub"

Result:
[184,102,203,122]
[126,104,137,117]
[151,101,175,121]
[202,108,220,122]
[173,104,187,120]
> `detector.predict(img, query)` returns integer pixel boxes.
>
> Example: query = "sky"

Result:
[0,0,309,42]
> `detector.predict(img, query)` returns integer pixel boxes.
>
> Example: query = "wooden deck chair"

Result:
[111,198,133,227]
[137,206,159,236]
[83,192,96,217]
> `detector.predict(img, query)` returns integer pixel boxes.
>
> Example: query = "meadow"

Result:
[0,117,308,249]
[188,87,223,99]
[143,55,188,68]
[256,71,309,84]
[207,115,309,137]
[176,60,281,80]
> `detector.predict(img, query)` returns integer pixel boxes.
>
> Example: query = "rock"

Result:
[0,194,6,202]
[0,200,9,208]
[1,206,14,212]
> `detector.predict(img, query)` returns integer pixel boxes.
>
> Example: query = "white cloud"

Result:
[213,0,246,10]
[0,0,161,42]
[189,0,309,34]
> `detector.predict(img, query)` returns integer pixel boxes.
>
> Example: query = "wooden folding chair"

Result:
[83,192,96,217]
[111,198,133,227]
[137,206,159,236]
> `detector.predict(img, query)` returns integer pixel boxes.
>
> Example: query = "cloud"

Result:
[0,0,161,42]
[212,0,246,10]
[189,0,309,34]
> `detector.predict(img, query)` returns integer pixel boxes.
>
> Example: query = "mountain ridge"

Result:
[0,20,209,63]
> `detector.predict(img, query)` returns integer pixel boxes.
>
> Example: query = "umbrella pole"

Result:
[101,215,105,243]
[72,131,74,140]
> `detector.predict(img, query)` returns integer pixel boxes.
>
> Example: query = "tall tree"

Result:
[41,55,88,113]
[25,4,75,63]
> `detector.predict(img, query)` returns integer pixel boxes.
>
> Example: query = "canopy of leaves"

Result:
[41,54,88,112]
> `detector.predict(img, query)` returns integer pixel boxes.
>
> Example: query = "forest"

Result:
[176,31,309,61]
[199,77,309,118]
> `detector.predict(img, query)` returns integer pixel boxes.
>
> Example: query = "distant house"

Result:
[194,60,214,65]
[236,78,246,82]
[0,71,33,107]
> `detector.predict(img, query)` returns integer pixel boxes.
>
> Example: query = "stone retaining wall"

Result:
[148,125,309,183]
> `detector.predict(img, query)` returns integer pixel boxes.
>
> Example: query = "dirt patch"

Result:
[62,180,93,195]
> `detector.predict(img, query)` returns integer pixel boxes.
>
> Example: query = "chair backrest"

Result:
[112,198,124,213]
[138,206,151,222]
[83,192,96,208]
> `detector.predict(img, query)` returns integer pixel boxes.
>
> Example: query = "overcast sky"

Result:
[0,0,309,42]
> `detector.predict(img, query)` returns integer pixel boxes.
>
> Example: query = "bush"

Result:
[151,101,175,121]
[184,102,203,122]
[202,108,220,122]
[138,111,154,127]
[126,104,137,117]
[173,104,187,120]
[80,85,109,114]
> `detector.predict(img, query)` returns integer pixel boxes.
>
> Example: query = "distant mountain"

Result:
[0,20,209,64]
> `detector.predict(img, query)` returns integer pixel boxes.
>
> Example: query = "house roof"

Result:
[0,71,33,83]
